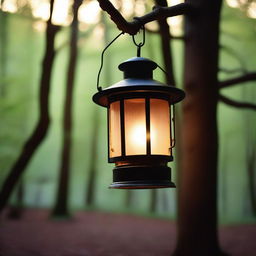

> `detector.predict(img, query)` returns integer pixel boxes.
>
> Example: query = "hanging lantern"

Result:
[93,57,185,189]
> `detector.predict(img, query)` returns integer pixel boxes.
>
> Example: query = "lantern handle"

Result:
[170,105,176,149]
[132,24,145,57]
[97,31,125,92]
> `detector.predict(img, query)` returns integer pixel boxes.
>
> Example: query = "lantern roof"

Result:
[93,57,185,107]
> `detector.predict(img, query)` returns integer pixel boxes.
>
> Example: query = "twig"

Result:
[220,44,247,72]
[218,67,247,75]
[219,72,256,89]
[219,94,256,110]
[97,0,192,35]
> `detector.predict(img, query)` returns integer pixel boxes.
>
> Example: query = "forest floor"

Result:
[0,209,256,256]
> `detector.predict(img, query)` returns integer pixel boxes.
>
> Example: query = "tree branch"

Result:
[219,72,256,89]
[97,0,192,35]
[218,67,247,75]
[219,94,256,111]
[220,44,247,71]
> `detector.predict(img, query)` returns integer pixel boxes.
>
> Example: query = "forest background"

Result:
[0,0,256,223]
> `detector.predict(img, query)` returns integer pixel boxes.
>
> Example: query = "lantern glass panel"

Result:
[150,99,171,156]
[124,98,146,155]
[109,101,121,158]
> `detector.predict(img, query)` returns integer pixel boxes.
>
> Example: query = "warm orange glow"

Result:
[150,99,171,155]
[109,101,121,158]
[125,99,146,155]
[130,124,147,148]
[109,98,171,159]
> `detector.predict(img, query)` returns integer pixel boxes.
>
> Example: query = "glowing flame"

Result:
[131,125,146,147]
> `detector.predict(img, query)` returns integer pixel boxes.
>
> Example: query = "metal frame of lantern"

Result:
[93,57,185,189]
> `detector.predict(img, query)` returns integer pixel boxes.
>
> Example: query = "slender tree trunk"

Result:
[155,0,175,86]
[125,190,133,208]
[7,180,24,219]
[85,12,110,206]
[85,109,99,206]
[0,0,59,214]
[174,0,226,255]
[0,9,8,97]
[246,139,256,216]
[150,189,157,212]
[155,0,177,215]
[52,0,82,217]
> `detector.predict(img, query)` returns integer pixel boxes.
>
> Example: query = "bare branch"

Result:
[219,94,256,111]
[220,44,247,71]
[97,0,192,35]
[219,72,256,89]
[218,67,247,75]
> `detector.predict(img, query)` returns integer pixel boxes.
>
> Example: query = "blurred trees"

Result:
[0,0,60,212]
[52,0,82,218]
[85,11,110,207]
[0,0,255,234]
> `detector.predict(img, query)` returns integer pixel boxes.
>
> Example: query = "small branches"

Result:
[220,44,247,72]
[218,67,247,75]
[97,0,192,35]
[219,94,256,111]
[219,72,256,89]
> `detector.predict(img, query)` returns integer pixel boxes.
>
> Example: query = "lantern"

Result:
[93,57,185,189]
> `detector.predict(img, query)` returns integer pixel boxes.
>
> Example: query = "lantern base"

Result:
[109,165,175,189]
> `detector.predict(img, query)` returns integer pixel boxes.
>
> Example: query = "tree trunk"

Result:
[246,138,256,216]
[7,180,24,219]
[52,0,82,217]
[0,9,8,97]
[0,0,59,214]
[125,190,133,208]
[86,11,110,206]
[174,0,226,255]
[150,189,157,212]
[155,0,175,86]
[85,109,99,206]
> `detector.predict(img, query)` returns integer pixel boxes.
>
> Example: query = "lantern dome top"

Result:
[93,57,185,107]
[119,57,157,72]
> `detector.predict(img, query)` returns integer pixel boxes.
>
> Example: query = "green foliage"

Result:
[0,3,256,223]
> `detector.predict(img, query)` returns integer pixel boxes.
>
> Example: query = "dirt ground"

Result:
[0,209,256,256]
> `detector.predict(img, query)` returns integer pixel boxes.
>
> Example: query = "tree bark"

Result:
[52,0,82,217]
[0,0,59,214]
[174,0,226,255]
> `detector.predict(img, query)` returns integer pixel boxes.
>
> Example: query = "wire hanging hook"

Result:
[96,31,125,92]
[132,25,145,57]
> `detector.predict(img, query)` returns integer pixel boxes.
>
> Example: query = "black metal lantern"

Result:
[93,57,185,189]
